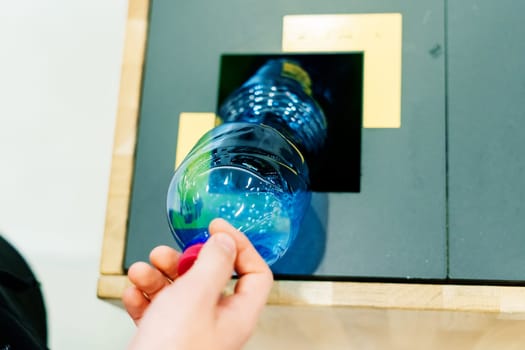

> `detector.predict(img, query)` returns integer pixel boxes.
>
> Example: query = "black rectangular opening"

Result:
[216,53,364,192]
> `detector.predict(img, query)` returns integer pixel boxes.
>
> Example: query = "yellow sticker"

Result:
[282,13,403,128]
[175,113,217,169]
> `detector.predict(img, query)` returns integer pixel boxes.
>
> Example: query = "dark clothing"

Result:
[0,235,48,349]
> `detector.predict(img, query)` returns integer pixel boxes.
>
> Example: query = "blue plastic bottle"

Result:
[166,58,327,274]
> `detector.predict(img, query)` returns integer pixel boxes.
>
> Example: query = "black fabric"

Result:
[0,235,48,350]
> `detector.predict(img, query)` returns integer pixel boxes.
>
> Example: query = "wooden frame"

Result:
[97,0,525,314]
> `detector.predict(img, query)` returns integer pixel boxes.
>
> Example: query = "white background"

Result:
[0,0,136,348]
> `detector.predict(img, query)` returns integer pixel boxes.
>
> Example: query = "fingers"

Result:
[149,245,180,280]
[209,218,273,277]
[184,233,237,301]
[122,285,150,325]
[128,261,170,299]
[227,270,273,316]
[209,218,273,328]
[124,246,180,325]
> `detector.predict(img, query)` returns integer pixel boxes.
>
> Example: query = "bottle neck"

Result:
[244,59,313,96]
[218,58,328,157]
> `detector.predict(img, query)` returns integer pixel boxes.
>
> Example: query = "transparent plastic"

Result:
[218,58,327,155]
[166,58,327,266]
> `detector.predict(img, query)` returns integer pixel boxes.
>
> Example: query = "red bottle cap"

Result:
[177,243,205,276]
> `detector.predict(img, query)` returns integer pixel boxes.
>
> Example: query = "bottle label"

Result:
[281,61,312,96]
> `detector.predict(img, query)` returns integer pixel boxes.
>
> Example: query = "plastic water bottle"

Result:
[217,58,327,155]
[166,58,327,274]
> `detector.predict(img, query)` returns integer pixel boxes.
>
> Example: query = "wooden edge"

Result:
[97,275,525,314]
[97,275,132,301]
[99,0,150,276]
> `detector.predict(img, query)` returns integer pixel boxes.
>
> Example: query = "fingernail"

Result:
[213,233,235,255]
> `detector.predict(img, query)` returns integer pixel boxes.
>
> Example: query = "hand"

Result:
[122,218,274,350]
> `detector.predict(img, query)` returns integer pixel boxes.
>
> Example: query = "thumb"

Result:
[185,233,237,298]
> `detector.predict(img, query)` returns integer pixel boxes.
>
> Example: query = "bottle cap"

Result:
[177,243,205,276]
